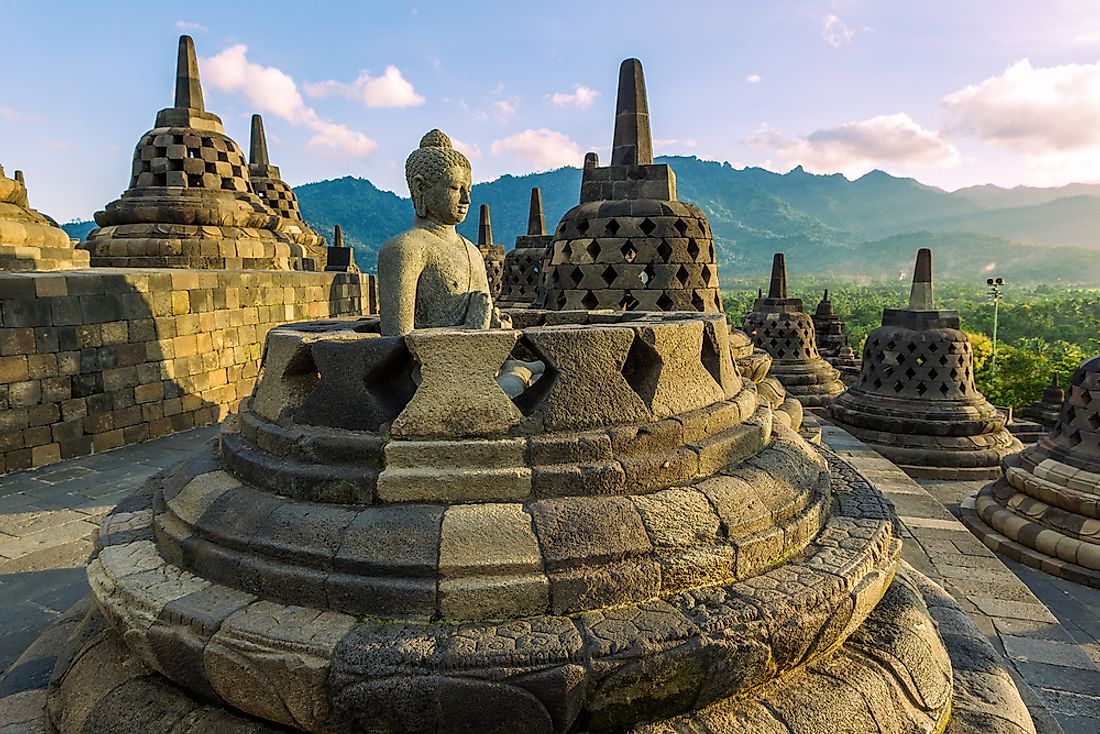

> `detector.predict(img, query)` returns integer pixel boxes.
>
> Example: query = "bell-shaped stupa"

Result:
[965,355,1100,587]
[543,59,722,312]
[829,248,1022,479]
[248,113,326,266]
[497,187,552,307]
[813,289,861,378]
[81,36,313,270]
[0,166,89,270]
[476,203,505,297]
[742,254,845,407]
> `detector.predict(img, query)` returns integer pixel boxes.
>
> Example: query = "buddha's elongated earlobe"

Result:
[412,176,428,217]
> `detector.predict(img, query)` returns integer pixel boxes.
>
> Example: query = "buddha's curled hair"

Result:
[405,129,471,194]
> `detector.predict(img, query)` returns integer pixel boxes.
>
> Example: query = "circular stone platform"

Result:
[964,355,1100,588]
[26,310,1036,733]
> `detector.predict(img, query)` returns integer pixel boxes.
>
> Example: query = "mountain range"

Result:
[64,157,1100,285]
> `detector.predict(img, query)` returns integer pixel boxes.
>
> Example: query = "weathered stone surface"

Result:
[391,328,522,437]
[0,165,88,272]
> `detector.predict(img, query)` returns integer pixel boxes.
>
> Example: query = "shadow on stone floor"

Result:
[0,566,89,672]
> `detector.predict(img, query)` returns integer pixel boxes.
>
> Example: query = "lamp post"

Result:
[986,277,1005,372]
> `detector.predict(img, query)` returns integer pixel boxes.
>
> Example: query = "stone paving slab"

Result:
[821,422,1097,734]
[0,426,218,671]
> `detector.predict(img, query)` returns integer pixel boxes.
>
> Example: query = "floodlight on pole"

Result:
[986,277,1005,372]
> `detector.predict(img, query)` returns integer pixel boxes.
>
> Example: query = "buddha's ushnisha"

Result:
[378,130,496,336]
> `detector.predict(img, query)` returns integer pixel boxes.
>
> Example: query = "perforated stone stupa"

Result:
[965,355,1100,588]
[28,301,1036,733]
[0,166,89,271]
[248,113,326,267]
[742,254,845,407]
[476,203,506,298]
[498,187,552,307]
[543,59,721,312]
[81,36,315,270]
[829,248,1022,479]
[813,289,861,378]
[1021,374,1065,431]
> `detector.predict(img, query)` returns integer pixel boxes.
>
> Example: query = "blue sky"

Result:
[4,0,1100,221]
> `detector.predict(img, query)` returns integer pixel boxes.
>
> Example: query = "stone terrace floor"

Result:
[0,423,1097,732]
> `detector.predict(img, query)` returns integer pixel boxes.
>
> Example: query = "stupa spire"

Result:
[250,114,270,167]
[174,35,205,111]
[478,203,493,247]
[908,248,934,310]
[768,253,788,300]
[611,58,653,166]
[334,224,343,248]
[527,188,545,236]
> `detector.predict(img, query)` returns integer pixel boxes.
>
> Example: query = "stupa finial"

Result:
[527,188,545,236]
[768,253,788,300]
[174,35,205,111]
[908,248,934,310]
[823,289,829,301]
[334,224,343,248]
[478,203,492,247]
[611,58,653,167]
[250,114,270,167]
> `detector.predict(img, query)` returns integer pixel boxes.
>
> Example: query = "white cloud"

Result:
[490,128,582,169]
[491,100,516,123]
[551,84,601,109]
[1074,30,1100,45]
[41,137,73,152]
[201,44,377,158]
[744,74,762,84]
[450,136,483,161]
[304,66,425,109]
[175,20,208,33]
[744,114,960,177]
[822,14,855,47]
[943,58,1100,154]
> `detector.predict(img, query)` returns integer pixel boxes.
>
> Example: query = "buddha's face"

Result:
[414,164,472,225]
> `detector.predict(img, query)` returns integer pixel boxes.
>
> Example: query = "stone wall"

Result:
[0,269,375,474]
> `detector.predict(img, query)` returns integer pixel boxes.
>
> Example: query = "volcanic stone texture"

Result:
[0,168,89,272]
[965,355,1100,588]
[0,269,374,474]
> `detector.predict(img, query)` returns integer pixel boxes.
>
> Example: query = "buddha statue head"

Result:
[405,129,472,225]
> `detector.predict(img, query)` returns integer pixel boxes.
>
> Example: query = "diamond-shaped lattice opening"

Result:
[605,219,621,236]
[892,380,904,393]
[576,219,590,236]
[776,348,787,359]
[570,266,584,287]
[691,291,706,311]
[657,293,675,310]
[620,332,662,405]
[927,368,939,381]
[948,368,957,380]
[960,383,968,394]
[621,241,638,263]
[674,218,688,237]
[687,239,701,260]
[1066,429,1082,447]
[872,378,883,389]
[917,383,928,396]
[508,335,554,417]
[561,243,573,261]
[556,292,567,309]
[601,265,618,286]
[586,240,601,260]
[928,342,939,353]
[1086,412,1100,430]
[939,355,949,366]
[641,263,656,285]
[581,291,599,310]
[657,241,673,261]
[886,340,897,350]
[675,264,690,286]
[701,265,712,283]
[906,343,917,353]
[640,218,657,236]
[619,292,640,311]
[915,355,926,367]
[905,367,916,380]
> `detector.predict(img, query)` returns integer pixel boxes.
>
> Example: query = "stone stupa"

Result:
[812,289,861,379]
[543,59,722,312]
[0,166,89,271]
[742,254,845,407]
[81,36,314,270]
[248,113,326,267]
[965,355,1100,587]
[8,127,1034,734]
[1021,374,1065,431]
[497,187,552,307]
[476,203,506,297]
[829,248,1023,479]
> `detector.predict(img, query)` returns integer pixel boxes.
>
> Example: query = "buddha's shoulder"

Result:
[379,229,433,259]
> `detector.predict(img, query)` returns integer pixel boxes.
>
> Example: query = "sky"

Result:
[4,0,1100,222]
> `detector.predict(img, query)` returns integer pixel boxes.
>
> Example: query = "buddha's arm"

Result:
[464,241,493,330]
[378,238,423,336]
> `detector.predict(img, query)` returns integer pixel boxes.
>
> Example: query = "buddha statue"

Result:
[379,130,497,336]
